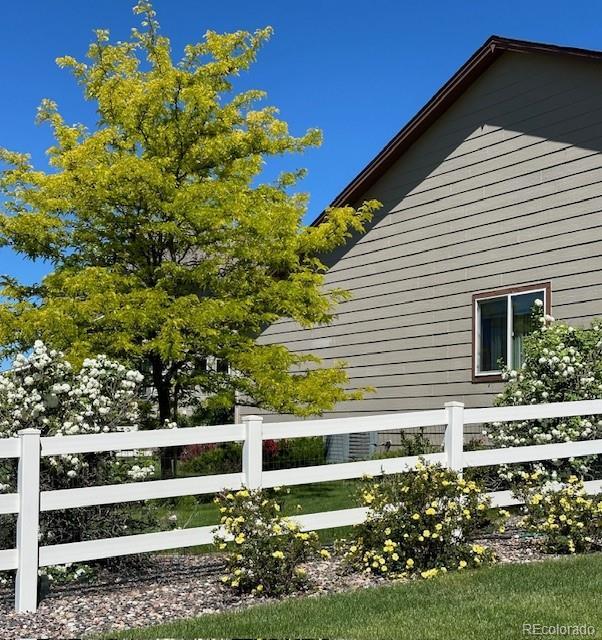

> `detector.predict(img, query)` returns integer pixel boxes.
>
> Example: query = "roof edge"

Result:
[312,35,602,226]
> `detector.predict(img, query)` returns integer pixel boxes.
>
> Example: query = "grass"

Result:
[152,479,359,551]
[100,554,602,640]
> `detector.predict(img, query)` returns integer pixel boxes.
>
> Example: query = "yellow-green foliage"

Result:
[521,476,602,554]
[0,1,380,430]
[343,462,507,579]
[213,487,324,597]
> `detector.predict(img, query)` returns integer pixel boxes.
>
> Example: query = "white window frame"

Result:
[473,285,548,378]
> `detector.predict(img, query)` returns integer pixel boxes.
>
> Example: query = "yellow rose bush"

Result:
[213,487,322,596]
[342,462,507,579]
[520,476,602,553]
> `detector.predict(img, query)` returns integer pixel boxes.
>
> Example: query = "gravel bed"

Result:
[0,554,384,639]
[0,531,565,639]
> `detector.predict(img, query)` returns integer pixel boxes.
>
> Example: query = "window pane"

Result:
[478,297,507,372]
[512,291,542,369]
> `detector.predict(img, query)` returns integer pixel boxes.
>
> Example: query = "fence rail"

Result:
[1,399,602,612]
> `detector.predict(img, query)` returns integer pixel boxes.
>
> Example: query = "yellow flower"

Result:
[350,545,358,553]
[425,508,436,516]
[256,584,264,592]
[477,503,486,511]
[320,549,331,559]
[236,489,250,498]
[435,524,443,531]
[234,534,245,544]
[471,544,486,555]
[411,513,420,520]
[226,493,234,500]
[406,558,414,568]
[384,527,391,535]
[272,550,285,560]
[458,560,467,569]
[272,523,282,534]
[363,493,375,504]
[421,568,438,579]
[422,530,431,537]
[392,552,399,561]
[231,580,240,587]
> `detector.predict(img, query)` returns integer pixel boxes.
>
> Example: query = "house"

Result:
[241,36,602,460]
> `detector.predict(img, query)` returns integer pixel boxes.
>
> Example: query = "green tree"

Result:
[0,2,378,477]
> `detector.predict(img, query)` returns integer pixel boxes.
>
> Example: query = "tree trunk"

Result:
[152,358,177,479]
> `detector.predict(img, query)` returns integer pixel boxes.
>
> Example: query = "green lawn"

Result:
[101,554,602,640]
[153,478,358,548]
[157,480,357,529]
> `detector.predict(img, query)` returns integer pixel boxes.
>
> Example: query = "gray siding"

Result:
[243,51,602,441]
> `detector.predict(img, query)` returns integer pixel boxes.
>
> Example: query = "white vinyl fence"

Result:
[1,399,602,612]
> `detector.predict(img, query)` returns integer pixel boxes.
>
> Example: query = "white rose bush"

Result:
[485,303,602,486]
[0,341,158,583]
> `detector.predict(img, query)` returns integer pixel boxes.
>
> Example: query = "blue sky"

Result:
[1,0,601,286]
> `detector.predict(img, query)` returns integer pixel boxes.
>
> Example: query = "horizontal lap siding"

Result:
[249,52,602,424]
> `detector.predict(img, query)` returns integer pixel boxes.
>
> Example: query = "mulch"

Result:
[0,529,566,639]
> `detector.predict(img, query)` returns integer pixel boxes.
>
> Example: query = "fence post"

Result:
[242,415,263,490]
[15,428,41,613]
[444,402,464,472]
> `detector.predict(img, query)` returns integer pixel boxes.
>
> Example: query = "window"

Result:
[472,283,550,381]
[216,359,230,374]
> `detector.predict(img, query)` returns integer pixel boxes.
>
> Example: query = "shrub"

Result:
[179,437,325,477]
[0,342,158,577]
[520,476,602,554]
[179,442,242,476]
[372,432,438,460]
[486,307,602,485]
[213,487,322,596]
[266,437,325,469]
[40,562,95,586]
[342,461,506,579]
